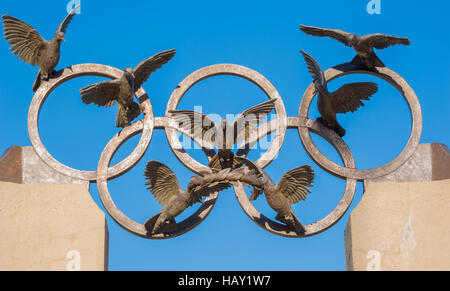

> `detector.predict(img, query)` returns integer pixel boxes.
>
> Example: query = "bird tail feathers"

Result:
[32,73,41,92]
[116,102,141,128]
[145,213,177,235]
[351,53,385,68]
[289,210,306,234]
[276,211,306,234]
[334,123,346,138]
[144,213,161,235]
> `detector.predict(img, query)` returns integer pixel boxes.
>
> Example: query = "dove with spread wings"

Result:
[169,98,277,170]
[144,161,233,234]
[79,49,175,128]
[301,50,378,137]
[2,5,80,91]
[300,24,410,69]
[246,158,315,234]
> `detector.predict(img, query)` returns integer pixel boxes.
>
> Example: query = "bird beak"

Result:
[62,38,66,43]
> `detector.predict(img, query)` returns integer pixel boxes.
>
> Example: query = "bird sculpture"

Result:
[2,5,80,92]
[80,49,175,128]
[247,160,315,234]
[300,24,410,69]
[144,161,233,234]
[301,50,378,137]
[169,98,277,170]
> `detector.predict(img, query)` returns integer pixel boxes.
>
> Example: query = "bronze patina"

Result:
[300,24,410,69]
[2,8,423,239]
[80,49,175,128]
[2,5,80,91]
[301,50,378,137]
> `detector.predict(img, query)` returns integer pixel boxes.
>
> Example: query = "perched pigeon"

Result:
[301,50,378,137]
[2,5,80,91]
[80,49,175,128]
[169,98,277,170]
[300,24,410,69]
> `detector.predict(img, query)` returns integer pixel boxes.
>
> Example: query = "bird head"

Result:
[124,67,135,78]
[314,82,326,95]
[56,32,66,43]
[348,34,358,46]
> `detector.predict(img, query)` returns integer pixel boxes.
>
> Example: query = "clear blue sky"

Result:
[1,0,448,270]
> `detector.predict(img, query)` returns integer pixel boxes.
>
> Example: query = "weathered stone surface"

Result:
[0,146,22,183]
[0,146,86,184]
[345,179,450,271]
[431,143,450,181]
[0,182,108,271]
[365,143,450,187]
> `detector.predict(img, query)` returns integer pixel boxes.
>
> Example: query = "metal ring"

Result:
[234,119,357,238]
[96,120,220,239]
[27,64,154,182]
[165,64,287,175]
[298,63,422,180]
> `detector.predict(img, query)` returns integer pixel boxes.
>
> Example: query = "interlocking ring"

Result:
[298,63,422,180]
[24,61,423,239]
[234,119,357,237]
[27,64,154,181]
[165,64,287,174]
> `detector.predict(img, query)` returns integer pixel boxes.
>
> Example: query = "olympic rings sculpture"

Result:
[27,60,422,239]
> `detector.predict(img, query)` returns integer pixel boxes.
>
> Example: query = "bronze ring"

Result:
[96,118,220,239]
[165,64,287,175]
[298,63,422,180]
[234,119,357,237]
[27,64,154,182]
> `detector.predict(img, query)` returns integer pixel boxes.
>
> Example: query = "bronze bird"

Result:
[250,164,315,234]
[80,49,175,128]
[2,5,80,92]
[144,161,231,234]
[300,24,410,69]
[301,50,378,137]
[169,99,277,170]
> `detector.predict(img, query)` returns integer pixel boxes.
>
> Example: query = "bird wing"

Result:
[232,99,277,145]
[300,50,326,87]
[300,25,352,46]
[144,161,181,207]
[361,33,410,50]
[2,15,48,66]
[277,165,315,205]
[133,49,176,90]
[56,5,79,34]
[330,82,378,114]
[169,110,219,146]
[79,79,121,107]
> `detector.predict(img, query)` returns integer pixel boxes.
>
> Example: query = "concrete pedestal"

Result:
[0,146,108,271]
[345,143,450,271]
